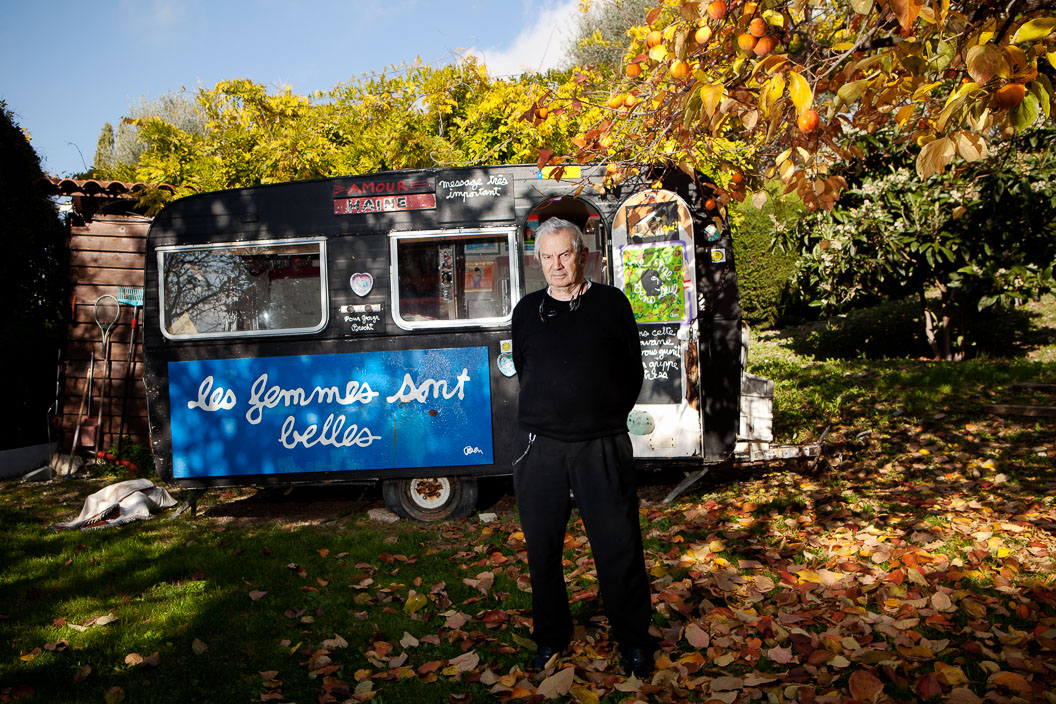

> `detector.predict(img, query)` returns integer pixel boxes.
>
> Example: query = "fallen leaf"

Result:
[248,590,267,601]
[73,664,91,683]
[569,685,600,704]
[848,669,884,700]
[404,592,428,614]
[124,653,143,667]
[448,650,479,672]
[915,672,942,699]
[323,633,348,649]
[445,611,471,629]
[931,591,954,611]
[104,686,125,704]
[191,638,208,655]
[989,671,1032,694]
[934,662,969,687]
[399,632,419,649]
[685,622,710,648]
[537,666,575,699]
[946,687,983,704]
[767,646,794,664]
[710,676,744,691]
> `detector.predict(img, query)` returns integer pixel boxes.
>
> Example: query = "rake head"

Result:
[117,286,144,307]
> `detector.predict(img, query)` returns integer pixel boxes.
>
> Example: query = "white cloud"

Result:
[467,1,579,76]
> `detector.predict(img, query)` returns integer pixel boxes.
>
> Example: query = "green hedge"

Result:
[730,186,802,329]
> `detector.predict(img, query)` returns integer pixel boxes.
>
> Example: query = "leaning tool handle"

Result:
[65,351,94,477]
[114,286,144,453]
[116,308,140,448]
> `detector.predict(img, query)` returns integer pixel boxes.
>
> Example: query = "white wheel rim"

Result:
[409,477,452,510]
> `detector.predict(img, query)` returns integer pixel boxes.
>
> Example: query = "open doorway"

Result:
[522,196,608,294]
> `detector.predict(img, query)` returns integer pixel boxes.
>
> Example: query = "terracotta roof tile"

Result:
[35,177,177,198]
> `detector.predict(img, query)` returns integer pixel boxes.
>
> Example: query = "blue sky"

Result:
[0,0,578,177]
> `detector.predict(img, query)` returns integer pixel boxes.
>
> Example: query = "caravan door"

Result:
[611,189,702,457]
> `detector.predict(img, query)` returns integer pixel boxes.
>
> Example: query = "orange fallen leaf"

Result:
[848,669,884,700]
[989,671,1032,694]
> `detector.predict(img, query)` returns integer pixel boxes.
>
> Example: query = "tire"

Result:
[382,476,478,522]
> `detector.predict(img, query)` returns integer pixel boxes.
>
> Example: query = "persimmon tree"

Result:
[542,0,1055,211]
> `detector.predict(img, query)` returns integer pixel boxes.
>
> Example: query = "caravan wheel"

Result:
[382,476,478,522]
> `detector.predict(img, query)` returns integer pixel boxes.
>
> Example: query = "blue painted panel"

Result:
[167,347,494,479]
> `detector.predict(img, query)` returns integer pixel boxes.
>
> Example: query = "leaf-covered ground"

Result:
[3,327,1055,703]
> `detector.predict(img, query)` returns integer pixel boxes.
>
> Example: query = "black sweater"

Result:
[512,283,644,441]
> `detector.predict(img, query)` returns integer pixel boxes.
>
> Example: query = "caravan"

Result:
[143,164,780,521]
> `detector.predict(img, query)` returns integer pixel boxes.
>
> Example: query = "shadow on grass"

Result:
[769,298,1056,361]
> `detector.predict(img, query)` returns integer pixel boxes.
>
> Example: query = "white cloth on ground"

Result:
[57,479,177,530]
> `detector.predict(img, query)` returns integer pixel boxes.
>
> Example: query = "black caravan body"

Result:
[143,164,760,520]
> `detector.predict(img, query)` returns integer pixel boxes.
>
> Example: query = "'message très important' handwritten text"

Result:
[186,369,471,450]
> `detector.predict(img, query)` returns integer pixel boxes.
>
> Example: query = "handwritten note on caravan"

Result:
[436,170,514,222]
[167,347,493,478]
[637,324,683,403]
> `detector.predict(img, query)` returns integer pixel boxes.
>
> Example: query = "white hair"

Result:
[536,217,585,253]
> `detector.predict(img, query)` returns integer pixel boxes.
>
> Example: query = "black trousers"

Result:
[512,430,654,652]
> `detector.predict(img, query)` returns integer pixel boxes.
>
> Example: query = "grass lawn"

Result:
[2,298,1055,703]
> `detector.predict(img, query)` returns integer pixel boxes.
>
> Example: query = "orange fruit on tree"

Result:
[707,0,727,20]
[625,62,642,78]
[607,93,624,109]
[753,35,776,56]
[731,171,744,185]
[705,198,717,210]
[737,33,758,53]
[624,93,638,108]
[992,83,1026,110]
[797,108,820,133]
[749,17,768,37]
[694,25,713,45]
[670,59,689,79]
[599,135,613,149]
[742,1,758,17]
[536,107,548,120]
[646,30,663,48]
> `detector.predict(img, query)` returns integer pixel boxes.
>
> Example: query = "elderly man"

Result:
[511,217,655,678]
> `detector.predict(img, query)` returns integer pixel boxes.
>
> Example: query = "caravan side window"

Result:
[390,228,519,330]
[158,238,327,339]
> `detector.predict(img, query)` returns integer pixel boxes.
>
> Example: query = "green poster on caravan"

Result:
[620,242,690,324]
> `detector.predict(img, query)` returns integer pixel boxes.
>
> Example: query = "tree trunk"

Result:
[920,289,940,359]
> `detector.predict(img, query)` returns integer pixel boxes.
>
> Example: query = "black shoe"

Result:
[622,647,654,679]
[531,644,560,670]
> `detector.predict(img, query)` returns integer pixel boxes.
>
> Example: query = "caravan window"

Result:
[158,238,327,339]
[390,228,519,330]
